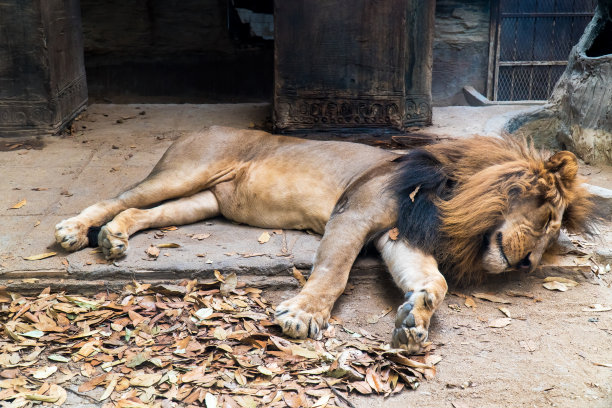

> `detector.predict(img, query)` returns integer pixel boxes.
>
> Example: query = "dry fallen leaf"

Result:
[472,292,511,304]
[464,297,476,309]
[0,278,431,406]
[409,185,421,202]
[23,252,57,261]
[498,307,512,318]
[543,276,578,287]
[157,243,180,248]
[258,231,271,244]
[582,304,611,312]
[389,228,399,241]
[32,365,57,379]
[220,272,238,296]
[488,318,512,328]
[146,245,160,258]
[543,281,568,292]
[10,199,26,209]
[292,267,307,287]
[192,233,211,240]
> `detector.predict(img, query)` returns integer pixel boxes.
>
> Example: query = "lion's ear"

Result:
[546,151,578,183]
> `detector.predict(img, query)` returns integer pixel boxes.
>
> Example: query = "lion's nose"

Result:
[517,252,532,271]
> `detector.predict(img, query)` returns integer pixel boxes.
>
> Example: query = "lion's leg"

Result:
[55,171,207,251]
[98,190,220,259]
[376,234,448,353]
[274,214,372,339]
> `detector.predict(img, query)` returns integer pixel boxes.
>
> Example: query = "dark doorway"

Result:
[80,0,274,104]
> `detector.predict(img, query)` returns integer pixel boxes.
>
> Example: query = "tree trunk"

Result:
[506,0,612,165]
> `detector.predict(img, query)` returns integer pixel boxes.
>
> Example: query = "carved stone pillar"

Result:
[0,0,87,137]
[273,0,435,133]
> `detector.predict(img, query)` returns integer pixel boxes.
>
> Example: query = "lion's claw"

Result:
[391,290,433,353]
[274,296,328,339]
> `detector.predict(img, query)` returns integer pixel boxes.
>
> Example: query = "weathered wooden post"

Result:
[273,0,435,133]
[0,0,87,137]
[507,0,612,165]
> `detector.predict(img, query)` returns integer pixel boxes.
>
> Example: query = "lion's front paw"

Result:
[55,218,90,251]
[274,295,329,339]
[391,290,434,353]
[99,225,128,259]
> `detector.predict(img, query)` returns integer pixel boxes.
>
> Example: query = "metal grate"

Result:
[494,0,597,101]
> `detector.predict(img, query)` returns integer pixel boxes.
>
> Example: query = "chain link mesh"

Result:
[496,0,597,101]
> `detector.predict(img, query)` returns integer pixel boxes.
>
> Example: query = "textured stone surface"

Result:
[432,0,491,106]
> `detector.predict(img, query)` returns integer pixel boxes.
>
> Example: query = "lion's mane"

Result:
[392,136,596,283]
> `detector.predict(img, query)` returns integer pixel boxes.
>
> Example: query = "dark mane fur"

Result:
[391,136,596,284]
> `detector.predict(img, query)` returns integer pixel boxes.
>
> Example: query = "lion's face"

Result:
[482,196,564,274]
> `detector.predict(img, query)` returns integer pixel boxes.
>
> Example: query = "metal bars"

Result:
[491,0,596,101]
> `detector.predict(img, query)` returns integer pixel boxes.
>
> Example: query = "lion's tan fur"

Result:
[55,127,595,351]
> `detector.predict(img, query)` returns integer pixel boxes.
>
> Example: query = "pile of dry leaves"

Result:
[0,273,440,407]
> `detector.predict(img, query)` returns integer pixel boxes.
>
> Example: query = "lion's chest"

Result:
[210,161,343,234]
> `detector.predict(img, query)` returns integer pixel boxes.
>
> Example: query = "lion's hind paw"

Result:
[391,290,434,353]
[274,296,329,339]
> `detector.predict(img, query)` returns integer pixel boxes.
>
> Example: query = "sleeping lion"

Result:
[55,126,594,353]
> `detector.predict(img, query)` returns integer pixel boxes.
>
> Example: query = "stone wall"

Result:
[432,0,491,106]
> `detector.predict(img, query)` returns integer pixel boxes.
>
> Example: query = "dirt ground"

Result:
[1,103,611,407]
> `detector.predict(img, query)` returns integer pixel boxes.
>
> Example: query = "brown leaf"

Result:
[23,252,57,261]
[157,243,180,248]
[99,377,117,401]
[388,228,399,241]
[130,373,161,387]
[292,267,307,287]
[31,365,57,379]
[220,272,237,296]
[78,374,108,392]
[283,392,306,408]
[543,281,568,292]
[146,245,160,258]
[543,276,578,286]
[472,292,511,304]
[128,310,146,326]
[10,199,26,209]
[181,366,206,383]
[351,381,373,394]
[192,233,211,240]
[498,307,512,318]
[257,231,271,244]
[582,304,612,312]
[464,297,476,309]
[150,284,187,296]
[488,318,512,328]
[409,185,421,202]
[365,366,383,393]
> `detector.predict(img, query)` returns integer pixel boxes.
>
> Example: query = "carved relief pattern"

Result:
[404,95,432,125]
[0,75,87,133]
[276,97,403,129]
